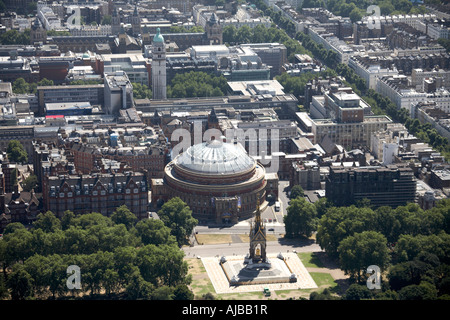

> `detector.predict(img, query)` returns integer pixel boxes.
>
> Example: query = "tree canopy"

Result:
[157,197,198,246]
[6,140,28,164]
[284,197,318,238]
[167,71,228,99]
[0,206,194,300]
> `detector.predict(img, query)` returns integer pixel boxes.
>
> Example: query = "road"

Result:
[183,238,322,258]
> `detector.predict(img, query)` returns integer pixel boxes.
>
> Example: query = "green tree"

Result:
[343,283,373,300]
[134,219,176,246]
[289,185,305,199]
[2,227,33,265]
[7,265,34,300]
[61,210,76,230]
[235,25,252,43]
[388,257,436,291]
[132,82,152,99]
[125,269,154,299]
[173,284,194,300]
[398,282,438,300]
[284,197,318,238]
[6,140,28,163]
[0,29,30,45]
[309,287,340,300]
[152,285,174,300]
[2,222,26,235]
[12,78,30,94]
[157,197,198,246]
[70,212,114,229]
[222,25,237,44]
[113,247,138,287]
[338,231,390,281]
[316,205,377,258]
[33,211,61,233]
[110,205,137,230]
[137,244,189,287]
[349,8,363,23]
[21,174,38,192]
[101,15,112,25]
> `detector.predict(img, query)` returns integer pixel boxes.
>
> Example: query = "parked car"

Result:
[275,201,281,211]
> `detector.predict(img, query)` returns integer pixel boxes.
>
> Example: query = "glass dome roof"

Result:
[174,140,255,175]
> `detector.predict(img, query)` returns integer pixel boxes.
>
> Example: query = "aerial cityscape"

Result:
[1,0,450,305]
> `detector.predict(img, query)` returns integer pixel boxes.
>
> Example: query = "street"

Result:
[183,238,322,258]
[183,180,323,258]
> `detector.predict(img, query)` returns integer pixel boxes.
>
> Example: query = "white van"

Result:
[274,201,280,212]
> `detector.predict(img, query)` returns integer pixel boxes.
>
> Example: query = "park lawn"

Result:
[195,234,232,245]
[297,252,324,268]
[310,272,337,289]
[237,234,278,242]
[185,258,217,299]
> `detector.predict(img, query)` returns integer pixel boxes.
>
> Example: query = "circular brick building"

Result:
[152,140,267,223]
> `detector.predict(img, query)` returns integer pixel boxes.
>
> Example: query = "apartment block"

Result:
[42,171,149,219]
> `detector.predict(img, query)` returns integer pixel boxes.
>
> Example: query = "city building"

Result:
[290,160,321,190]
[0,54,39,84]
[348,55,399,90]
[151,140,268,223]
[311,115,393,150]
[42,171,149,219]
[103,71,134,115]
[36,84,104,116]
[240,43,288,78]
[376,75,427,112]
[325,164,417,207]
[98,53,150,86]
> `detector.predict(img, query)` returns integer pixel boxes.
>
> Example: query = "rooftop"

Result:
[173,140,255,175]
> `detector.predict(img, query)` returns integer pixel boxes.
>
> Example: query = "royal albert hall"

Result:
[151,139,267,223]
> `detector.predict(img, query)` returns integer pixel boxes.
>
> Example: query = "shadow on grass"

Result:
[277,236,315,247]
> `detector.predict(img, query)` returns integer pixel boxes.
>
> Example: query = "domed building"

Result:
[151,140,270,223]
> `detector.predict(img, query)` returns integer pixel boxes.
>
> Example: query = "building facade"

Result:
[325,164,416,207]
[42,171,149,219]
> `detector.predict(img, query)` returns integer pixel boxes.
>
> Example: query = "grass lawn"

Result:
[195,234,232,245]
[297,252,324,268]
[237,234,278,242]
[195,233,279,245]
[186,258,216,299]
[310,272,337,289]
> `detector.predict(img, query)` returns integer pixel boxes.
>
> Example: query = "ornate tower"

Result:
[30,17,46,45]
[205,12,222,45]
[151,28,167,100]
[248,200,269,265]
[112,7,120,35]
[131,4,141,36]
[142,26,151,46]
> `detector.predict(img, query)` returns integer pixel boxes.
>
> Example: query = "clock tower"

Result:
[151,28,167,100]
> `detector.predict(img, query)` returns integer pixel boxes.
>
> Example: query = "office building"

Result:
[104,71,134,115]
[325,164,416,207]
